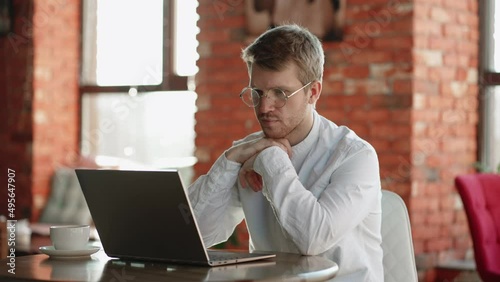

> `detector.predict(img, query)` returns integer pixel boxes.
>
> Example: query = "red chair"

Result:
[455,174,500,282]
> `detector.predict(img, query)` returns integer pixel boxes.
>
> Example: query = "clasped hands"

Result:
[225,138,292,192]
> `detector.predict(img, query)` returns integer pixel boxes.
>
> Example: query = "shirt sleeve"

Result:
[253,145,381,255]
[187,153,245,247]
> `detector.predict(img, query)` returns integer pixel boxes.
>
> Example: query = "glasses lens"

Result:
[271,88,287,108]
[251,89,261,106]
[240,88,257,107]
[240,88,289,108]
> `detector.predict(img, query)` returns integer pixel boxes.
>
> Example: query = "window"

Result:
[80,0,199,183]
[479,0,500,172]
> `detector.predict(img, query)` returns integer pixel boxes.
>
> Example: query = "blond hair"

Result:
[241,24,324,84]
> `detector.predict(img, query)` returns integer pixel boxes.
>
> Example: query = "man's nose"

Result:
[258,94,275,113]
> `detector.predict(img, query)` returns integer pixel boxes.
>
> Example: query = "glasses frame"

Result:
[239,81,313,108]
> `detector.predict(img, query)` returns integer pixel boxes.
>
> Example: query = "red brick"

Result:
[456,41,478,55]
[197,2,234,19]
[414,20,443,36]
[413,65,429,80]
[370,140,392,151]
[369,124,411,139]
[323,67,342,80]
[456,12,478,27]
[342,65,370,78]
[442,0,468,11]
[428,67,456,82]
[345,18,412,37]
[210,42,246,57]
[339,36,375,57]
[413,109,440,122]
[389,109,412,123]
[348,123,369,138]
[378,153,410,167]
[469,27,480,41]
[349,50,393,64]
[198,16,245,29]
[197,29,231,42]
[319,109,347,124]
[413,241,425,255]
[466,84,479,96]
[467,0,479,13]
[414,50,444,67]
[345,4,411,22]
[393,50,413,63]
[372,36,413,49]
[411,212,426,225]
[347,0,392,5]
[467,112,479,124]
[210,69,249,82]
[322,94,368,109]
[454,236,472,251]
[456,68,470,81]
[427,238,453,252]
[413,35,429,49]
[413,2,431,20]
[351,108,391,122]
[441,109,468,124]
[321,80,344,95]
[197,57,245,69]
[393,79,412,94]
[344,79,390,95]
[193,162,212,175]
[430,7,453,23]
[0,0,80,221]
[387,91,416,108]
[429,96,455,109]
[371,63,412,78]
[412,223,440,240]
[426,154,456,168]
[382,18,413,34]
[443,53,470,67]
[414,80,439,95]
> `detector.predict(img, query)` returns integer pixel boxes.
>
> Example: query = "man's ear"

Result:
[308,81,322,105]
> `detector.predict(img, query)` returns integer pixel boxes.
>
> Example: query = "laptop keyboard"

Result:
[208,251,249,261]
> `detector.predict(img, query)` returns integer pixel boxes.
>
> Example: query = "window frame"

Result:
[78,0,188,157]
[78,0,187,94]
[478,0,500,170]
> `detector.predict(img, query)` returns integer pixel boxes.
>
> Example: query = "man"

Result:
[188,24,383,281]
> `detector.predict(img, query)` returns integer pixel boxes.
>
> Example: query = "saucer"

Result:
[39,246,100,259]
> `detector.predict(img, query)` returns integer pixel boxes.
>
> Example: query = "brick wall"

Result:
[411,0,478,281]
[0,0,35,220]
[195,0,478,281]
[31,0,80,221]
[0,0,80,221]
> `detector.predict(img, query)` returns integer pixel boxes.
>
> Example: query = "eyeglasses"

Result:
[239,81,312,108]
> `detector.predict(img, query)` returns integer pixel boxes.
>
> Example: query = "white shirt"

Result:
[188,111,384,281]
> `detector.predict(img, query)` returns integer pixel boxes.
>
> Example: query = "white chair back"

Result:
[381,190,418,282]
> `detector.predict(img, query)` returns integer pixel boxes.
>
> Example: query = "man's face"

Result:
[250,62,313,142]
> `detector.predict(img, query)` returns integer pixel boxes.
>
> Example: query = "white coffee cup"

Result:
[50,225,90,250]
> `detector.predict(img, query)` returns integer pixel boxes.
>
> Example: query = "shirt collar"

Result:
[291,110,320,164]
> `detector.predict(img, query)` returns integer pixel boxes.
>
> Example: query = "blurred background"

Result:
[0,0,499,281]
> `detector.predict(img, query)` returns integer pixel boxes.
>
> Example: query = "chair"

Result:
[381,190,418,282]
[39,168,92,225]
[455,174,500,282]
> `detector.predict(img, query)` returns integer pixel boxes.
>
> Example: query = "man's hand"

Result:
[238,154,263,192]
[231,138,292,192]
[225,138,292,164]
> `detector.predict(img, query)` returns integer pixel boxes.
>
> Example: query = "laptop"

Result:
[103,258,276,281]
[75,168,275,266]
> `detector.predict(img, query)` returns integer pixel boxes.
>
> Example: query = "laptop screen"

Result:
[76,169,209,263]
